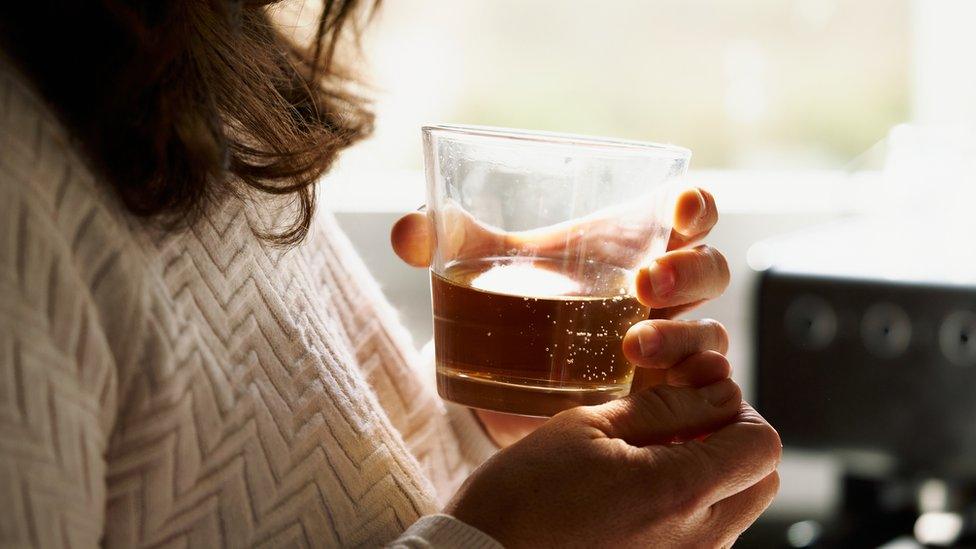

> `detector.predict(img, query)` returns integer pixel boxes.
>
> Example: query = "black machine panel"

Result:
[756,270,976,474]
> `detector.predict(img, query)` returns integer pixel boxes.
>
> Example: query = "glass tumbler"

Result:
[423,124,690,417]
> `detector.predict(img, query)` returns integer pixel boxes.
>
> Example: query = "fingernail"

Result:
[698,381,738,406]
[695,190,707,222]
[637,325,661,356]
[647,262,676,298]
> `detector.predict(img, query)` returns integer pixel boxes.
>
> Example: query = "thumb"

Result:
[391,212,433,267]
[590,379,741,447]
[666,403,782,505]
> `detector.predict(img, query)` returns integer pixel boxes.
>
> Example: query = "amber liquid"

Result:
[432,257,647,416]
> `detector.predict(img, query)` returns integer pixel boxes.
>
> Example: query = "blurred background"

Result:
[345,0,909,171]
[316,0,976,546]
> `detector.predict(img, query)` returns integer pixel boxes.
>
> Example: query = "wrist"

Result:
[445,496,516,548]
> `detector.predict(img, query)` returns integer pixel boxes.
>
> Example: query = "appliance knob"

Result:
[940,310,976,367]
[785,295,838,351]
[861,302,912,359]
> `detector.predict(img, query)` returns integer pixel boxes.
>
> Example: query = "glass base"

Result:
[436,367,630,417]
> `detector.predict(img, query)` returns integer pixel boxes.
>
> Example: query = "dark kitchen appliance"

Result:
[751,215,976,547]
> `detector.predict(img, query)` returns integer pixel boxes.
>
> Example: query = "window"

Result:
[332,0,910,187]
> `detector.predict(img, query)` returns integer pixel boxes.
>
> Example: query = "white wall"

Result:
[911,0,976,125]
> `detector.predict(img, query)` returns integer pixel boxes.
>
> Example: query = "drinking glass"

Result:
[423,124,690,416]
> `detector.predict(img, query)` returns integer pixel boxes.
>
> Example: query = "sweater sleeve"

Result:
[0,177,117,547]
[388,515,504,549]
[316,212,497,504]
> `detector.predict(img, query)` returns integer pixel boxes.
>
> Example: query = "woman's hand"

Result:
[474,322,732,447]
[446,375,782,548]
[391,188,730,445]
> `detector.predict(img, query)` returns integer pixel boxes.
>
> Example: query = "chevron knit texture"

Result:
[0,60,497,547]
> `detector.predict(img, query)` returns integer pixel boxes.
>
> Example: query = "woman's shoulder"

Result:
[0,57,133,244]
[0,58,163,368]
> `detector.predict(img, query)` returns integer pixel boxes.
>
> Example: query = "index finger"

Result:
[668,188,718,250]
[391,211,434,267]
[651,402,782,507]
[391,207,507,267]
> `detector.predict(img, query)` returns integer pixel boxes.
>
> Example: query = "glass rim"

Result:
[422,123,692,159]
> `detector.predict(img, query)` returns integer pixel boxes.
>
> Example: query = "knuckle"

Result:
[555,405,599,426]
[692,243,714,258]
[637,319,664,341]
[751,423,783,465]
[639,385,687,422]
[689,246,711,276]
[683,246,725,293]
[677,352,732,387]
[699,318,729,349]
[663,445,712,513]
[765,471,782,498]
[727,377,743,404]
[652,321,680,348]
[713,251,732,286]
[558,405,619,437]
[697,245,730,280]
[650,451,693,506]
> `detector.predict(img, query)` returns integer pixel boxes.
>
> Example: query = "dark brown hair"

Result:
[0,0,375,245]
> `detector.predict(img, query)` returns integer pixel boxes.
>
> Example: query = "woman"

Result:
[0,1,779,547]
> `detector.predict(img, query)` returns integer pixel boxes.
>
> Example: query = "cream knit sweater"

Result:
[0,60,501,547]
